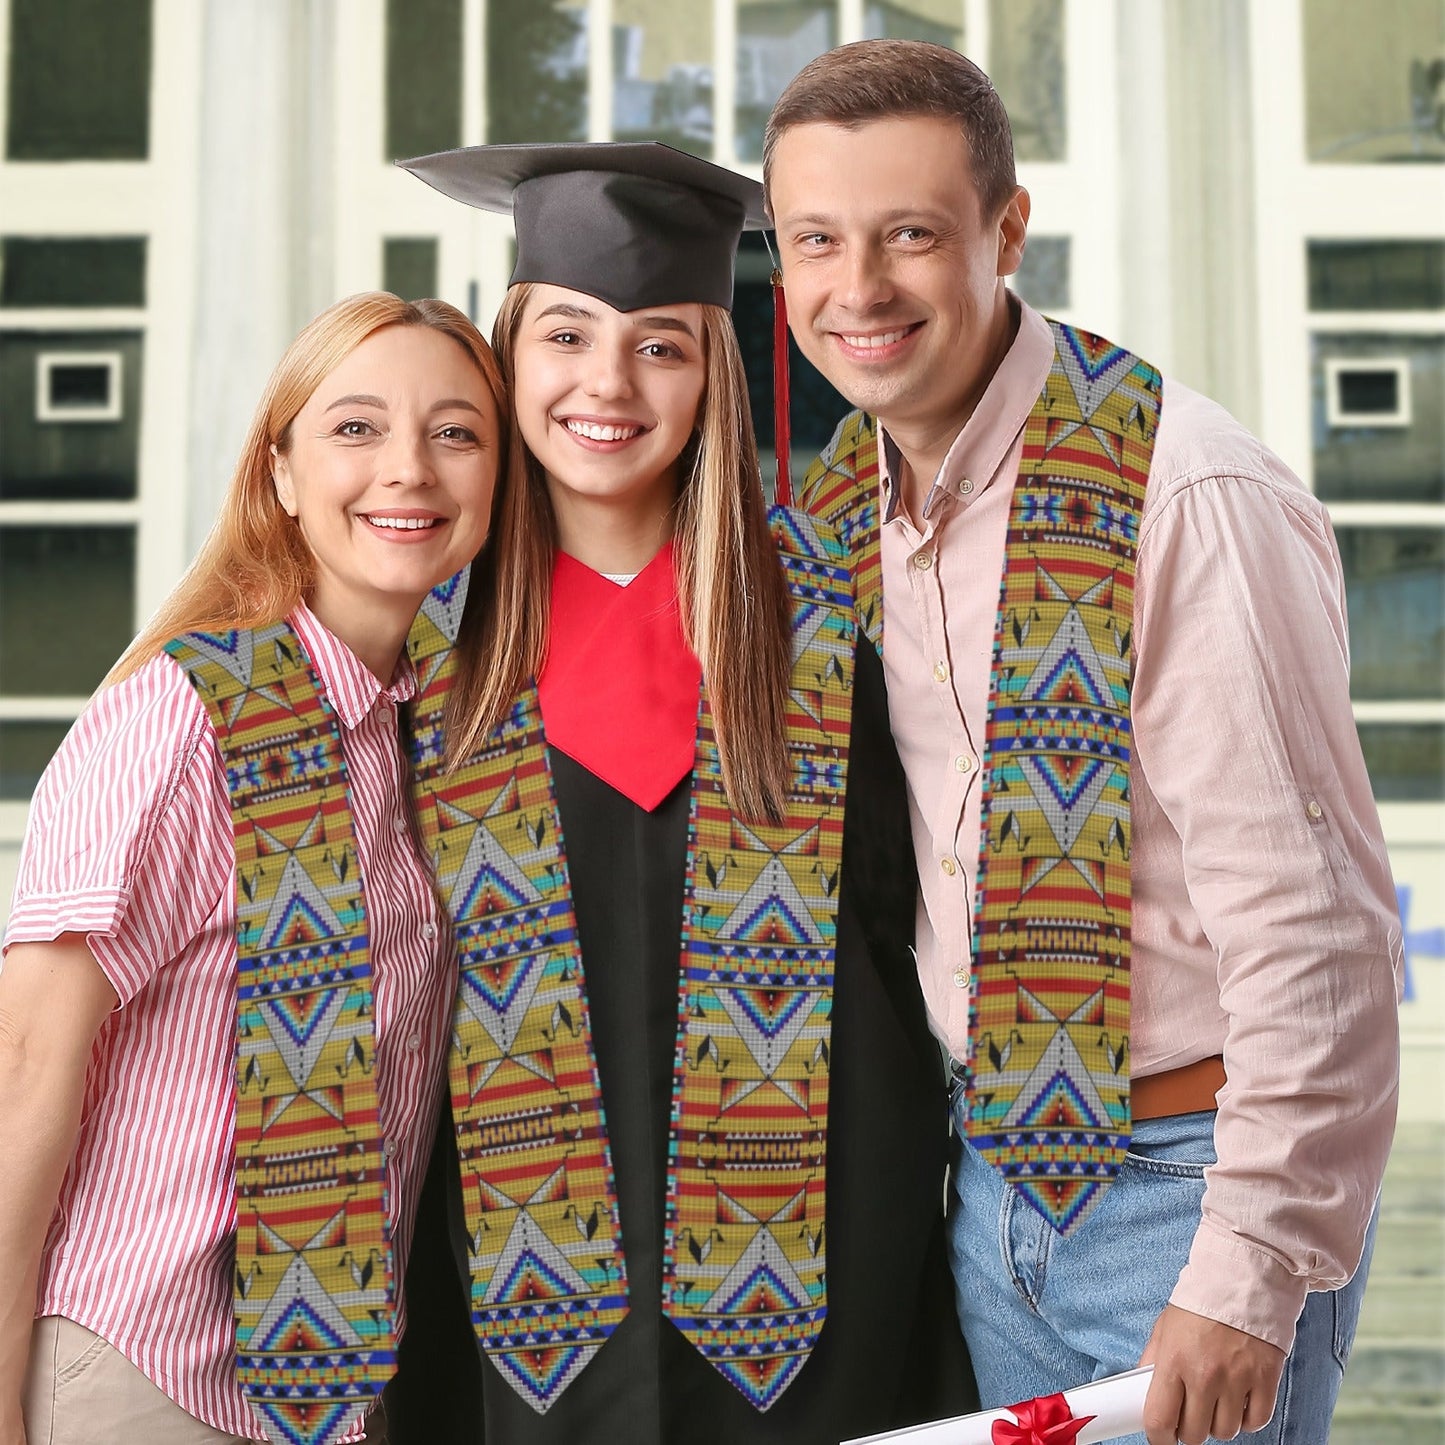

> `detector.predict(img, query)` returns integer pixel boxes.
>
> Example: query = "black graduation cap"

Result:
[398,142,769,312]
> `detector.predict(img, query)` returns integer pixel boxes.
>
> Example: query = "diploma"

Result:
[842,1365,1155,1445]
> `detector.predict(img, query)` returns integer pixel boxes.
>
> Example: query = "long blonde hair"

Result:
[108,292,507,684]
[445,283,793,822]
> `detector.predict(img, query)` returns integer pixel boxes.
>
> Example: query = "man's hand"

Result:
[1138,1304,1286,1444]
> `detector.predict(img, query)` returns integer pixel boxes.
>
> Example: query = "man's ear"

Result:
[997,185,1030,279]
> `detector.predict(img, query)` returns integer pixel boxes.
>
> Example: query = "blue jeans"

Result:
[947,1097,1377,1444]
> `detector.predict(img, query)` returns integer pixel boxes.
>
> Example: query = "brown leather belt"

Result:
[1132,1055,1226,1120]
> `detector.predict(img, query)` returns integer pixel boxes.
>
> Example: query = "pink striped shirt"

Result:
[2,603,453,1442]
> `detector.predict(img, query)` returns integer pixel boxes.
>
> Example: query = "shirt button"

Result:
[1306,800,1324,820]
[392,815,408,833]
[381,1139,396,1161]
[959,479,974,495]
[953,968,971,989]
[933,661,949,683]
[405,1033,422,1052]
[913,551,933,570]
[940,857,957,876]
[955,755,973,773]
[421,921,438,941]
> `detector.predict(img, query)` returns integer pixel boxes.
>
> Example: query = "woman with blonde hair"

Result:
[0,292,505,1445]
[388,144,973,1445]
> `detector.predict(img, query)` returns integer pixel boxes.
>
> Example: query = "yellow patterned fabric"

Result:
[406,509,856,1412]
[166,624,396,1445]
[796,321,1162,1235]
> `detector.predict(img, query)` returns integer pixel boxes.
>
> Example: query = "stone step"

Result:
[1358,1276,1445,1338]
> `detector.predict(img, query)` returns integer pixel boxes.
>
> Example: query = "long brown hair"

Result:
[445,282,794,822]
[108,292,506,685]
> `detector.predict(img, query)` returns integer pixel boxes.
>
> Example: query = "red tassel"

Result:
[771,268,792,507]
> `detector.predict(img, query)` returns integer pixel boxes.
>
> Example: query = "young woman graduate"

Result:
[0,293,505,1445]
[388,143,974,1445]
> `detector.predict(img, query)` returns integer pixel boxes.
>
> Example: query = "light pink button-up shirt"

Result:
[874,299,1402,1352]
[3,603,453,1441]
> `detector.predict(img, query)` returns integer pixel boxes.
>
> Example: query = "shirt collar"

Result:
[287,600,419,731]
[879,297,1056,525]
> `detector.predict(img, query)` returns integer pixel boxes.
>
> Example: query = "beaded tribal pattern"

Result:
[406,506,855,1412]
[798,321,1162,1235]
[167,624,396,1445]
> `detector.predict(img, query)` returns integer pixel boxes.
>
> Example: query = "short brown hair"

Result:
[763,39,1016,216]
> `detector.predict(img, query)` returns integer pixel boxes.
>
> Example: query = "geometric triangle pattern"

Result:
[798,321,1161,1238]
[966,323,1159,1234]
[406,620,627,1415]
[661,506,853,1409]
[404,508,855,1414]
[165,621,394,1444]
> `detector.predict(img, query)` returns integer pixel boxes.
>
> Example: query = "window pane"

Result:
[1012,236,1070,311]
[614,0,715,155]
[735,1,838,163]
[1308,240,1445,312]
[385,0,462,158]
[0,238,147,308]
[0,527,136,695]
[0,720,73,801]
[1358,723,1444,802]
[488,0,588,144]
[0,331,143,501]
[1303,0,1445,163]
[1312,334,1444,504]
[6,0,151,160]
[383,238,439,301]
[989,0,1064,162]
[1336,527,1444,701]
[863,0,962,45]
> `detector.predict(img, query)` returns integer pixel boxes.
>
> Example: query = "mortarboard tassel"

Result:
[771,267,793,507]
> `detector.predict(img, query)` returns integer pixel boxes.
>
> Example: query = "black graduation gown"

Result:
[384,637,975,1444]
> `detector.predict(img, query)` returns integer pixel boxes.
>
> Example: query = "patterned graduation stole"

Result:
[166,624,396,1445]
[406,508,855,1413]
[799,322,1162,1235]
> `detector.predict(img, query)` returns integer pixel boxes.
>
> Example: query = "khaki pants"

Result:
[23,1317,255,1445]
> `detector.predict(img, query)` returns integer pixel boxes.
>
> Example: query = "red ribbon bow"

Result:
[990,1392,1096,1445]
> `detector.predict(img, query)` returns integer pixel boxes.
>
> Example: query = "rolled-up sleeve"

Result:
[1131,466,1403,1351]
[3,655,233,1005]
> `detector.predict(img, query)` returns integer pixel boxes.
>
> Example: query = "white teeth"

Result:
[564,419,643,442]
[364,515,439,530]
[841,328,911,350]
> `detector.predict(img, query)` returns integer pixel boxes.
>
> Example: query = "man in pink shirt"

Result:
[764,39,1402,1445]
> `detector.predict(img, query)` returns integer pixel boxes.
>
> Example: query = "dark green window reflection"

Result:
[1304,0,1445,163]
[1337,527,1444,701]
[488,0,587,144]
[614,0,714,156]
[1013,237,1070,312]
[1357,723,1444,802]
[0,331,144,501]
[990,0,1065,162]
[1308,241,1445,312]
[863,0,961,47]
[383,239,440,301]
[0,720,75,801]
[735,2,838,163]
[385,0,462,159]
[0,527,136,696]
[6,0,151,160]
[1312,334,1444,504]
[0,238,147,309]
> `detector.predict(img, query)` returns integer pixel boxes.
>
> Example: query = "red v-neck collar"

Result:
[538,542,702,811]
